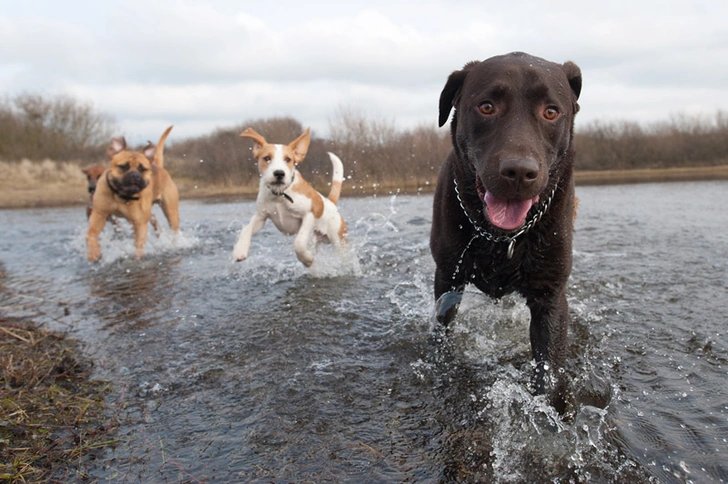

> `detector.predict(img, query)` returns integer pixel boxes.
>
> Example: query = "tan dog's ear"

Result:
[108,137,127,158]
[240,128,267,158]
[288,127,311,163]
[142,141,156,160]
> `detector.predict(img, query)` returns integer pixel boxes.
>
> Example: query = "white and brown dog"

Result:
[233,127,348,267]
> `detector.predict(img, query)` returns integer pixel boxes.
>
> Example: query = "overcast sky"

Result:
[2,0,727,144]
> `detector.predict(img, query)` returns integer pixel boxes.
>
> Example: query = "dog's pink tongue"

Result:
[484,191,536,231]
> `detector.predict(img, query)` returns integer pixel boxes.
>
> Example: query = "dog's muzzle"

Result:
[108,172,148,200]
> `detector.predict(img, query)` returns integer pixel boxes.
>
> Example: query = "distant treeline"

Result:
[2,94,728,187]
[0,93,116,162]
[576,112,728,170]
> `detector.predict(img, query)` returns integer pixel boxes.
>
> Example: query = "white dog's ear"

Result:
[289,127,311,163]
[240,128,267,158]
[108,137,127,158]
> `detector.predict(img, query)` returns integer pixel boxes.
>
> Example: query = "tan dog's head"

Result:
[240,127,311,195]
[104,137,157,200]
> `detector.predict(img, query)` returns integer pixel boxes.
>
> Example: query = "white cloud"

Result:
[1,0,727,143]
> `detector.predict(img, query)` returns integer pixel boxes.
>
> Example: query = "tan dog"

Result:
[233,127,347,267]
[86,126,179,261]
[82,164,159,231]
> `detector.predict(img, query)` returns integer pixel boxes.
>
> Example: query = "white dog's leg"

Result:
[293,213,316,267]
[233,213,267,261]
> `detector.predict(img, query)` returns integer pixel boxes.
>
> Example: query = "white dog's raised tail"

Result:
[327,152,344,205]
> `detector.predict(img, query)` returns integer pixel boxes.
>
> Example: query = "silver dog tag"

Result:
[507,239,515,259]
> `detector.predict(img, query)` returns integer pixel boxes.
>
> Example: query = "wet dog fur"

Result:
[431,52,582,411]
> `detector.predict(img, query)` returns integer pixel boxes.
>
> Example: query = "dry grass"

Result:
[0,318,115,483]
[0,160,88,209]
[574,164,728,185]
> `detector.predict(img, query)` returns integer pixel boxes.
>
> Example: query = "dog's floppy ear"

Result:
[288,127,311,163]
[142,141,156,160]
[240,127,267,158]
[438,61,477,127]
[561,61,582,101]
[107,137,127,158]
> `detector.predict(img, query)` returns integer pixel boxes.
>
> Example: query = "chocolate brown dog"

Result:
[86,126,179,261]
[431,52,582,411]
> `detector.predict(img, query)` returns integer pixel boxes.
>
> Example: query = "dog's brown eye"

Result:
[285,157,291,163]
[479,102,496,116]
[138,165,148,173]
[120,163,130,172]
[263,156,271,162]
[543,107,559,120]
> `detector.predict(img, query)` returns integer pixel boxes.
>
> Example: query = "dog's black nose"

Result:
[273,170,285,181]
[499,158,539,187]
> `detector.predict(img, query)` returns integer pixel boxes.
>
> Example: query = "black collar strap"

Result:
[270,172,295,203]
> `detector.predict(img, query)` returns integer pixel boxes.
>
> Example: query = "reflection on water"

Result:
[86,257,182,330]
[0,182,726,482]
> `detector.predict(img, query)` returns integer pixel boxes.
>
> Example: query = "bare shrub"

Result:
[328,106,449,190]
[575,111,728,170]
[0,93,116,162]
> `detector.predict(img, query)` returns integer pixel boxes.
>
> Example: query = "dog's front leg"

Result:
[233,213,267,262]
[149,214,161,237]
[433,264,467,325]
[132,220,149,259]
[86,210,108,262]
[294,213,315,267]
[527,290,570,412]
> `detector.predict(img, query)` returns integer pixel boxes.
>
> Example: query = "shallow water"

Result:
[1,181,727,483]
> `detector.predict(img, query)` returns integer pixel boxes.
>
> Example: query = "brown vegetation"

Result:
[0,93,117,163]
[1,94,728,209]
[0,318,115,482]
[575,111,728,170]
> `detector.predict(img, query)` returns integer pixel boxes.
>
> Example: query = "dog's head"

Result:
[240,127,311,195]
[439,52,582,231]
[105,137,157,201]
[82,164,107,195]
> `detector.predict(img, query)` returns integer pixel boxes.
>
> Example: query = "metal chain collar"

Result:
[453,177,557,259]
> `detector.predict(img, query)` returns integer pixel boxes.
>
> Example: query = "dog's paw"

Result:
[232,249,248,262]
[232,242,249,262]
[295,250,314,267]
[87,248,101,262]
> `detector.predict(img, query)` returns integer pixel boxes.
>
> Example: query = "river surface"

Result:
[1,181,727,483]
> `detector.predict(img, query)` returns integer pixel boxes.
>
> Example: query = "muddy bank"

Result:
[0,317,115,482]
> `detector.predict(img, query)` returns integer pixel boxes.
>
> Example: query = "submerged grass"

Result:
[0,318,115,483]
